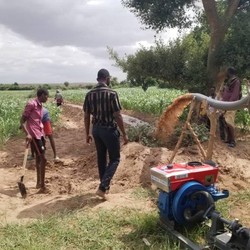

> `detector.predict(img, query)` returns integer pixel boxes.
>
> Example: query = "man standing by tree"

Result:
[221,67,242,148]
[83,68,128,200]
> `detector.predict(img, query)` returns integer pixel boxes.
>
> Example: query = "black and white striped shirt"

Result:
[83,83,122,127]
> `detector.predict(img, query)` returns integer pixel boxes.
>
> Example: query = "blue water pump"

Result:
[151,161,229,226]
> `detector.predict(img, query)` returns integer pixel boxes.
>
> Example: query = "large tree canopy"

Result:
[122,0,195,30]
[122,0,250,88]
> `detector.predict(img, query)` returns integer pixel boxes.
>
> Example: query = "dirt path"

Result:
[0,104,155,225]
[0,104,249,226]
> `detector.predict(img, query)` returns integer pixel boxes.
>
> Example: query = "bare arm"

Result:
[114,111,128,144]
[19,115,32,141]
[20,116,27,134]
[84,112,92,144]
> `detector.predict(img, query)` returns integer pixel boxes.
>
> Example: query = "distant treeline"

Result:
[0,82,96,91]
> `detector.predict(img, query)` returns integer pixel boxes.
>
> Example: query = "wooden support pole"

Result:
[206,109,217,161]
[169,98,196,163]
[186,122,206,160]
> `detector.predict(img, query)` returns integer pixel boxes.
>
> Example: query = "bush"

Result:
[119,80,129,87]
[167,122,209,148]
[64,81,70,87]
[85,84,94,90]
[235,109,250,131]
[127,124,160,147]
[110,77,119,86]
[157,80,169,89]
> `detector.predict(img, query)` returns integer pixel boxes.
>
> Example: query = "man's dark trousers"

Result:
[92,126,120,192]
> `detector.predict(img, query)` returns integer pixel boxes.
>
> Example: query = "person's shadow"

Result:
[17,193,104,219]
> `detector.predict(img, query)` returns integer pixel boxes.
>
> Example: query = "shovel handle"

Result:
[22,141,30,174]
[22,148,29,169]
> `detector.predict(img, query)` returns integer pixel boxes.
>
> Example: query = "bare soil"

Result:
[0,104,249,227]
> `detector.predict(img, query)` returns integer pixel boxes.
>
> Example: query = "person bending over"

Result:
[28,107,59,162]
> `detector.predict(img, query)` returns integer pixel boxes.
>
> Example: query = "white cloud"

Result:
[0,1,179,83]
[86,0,103,6]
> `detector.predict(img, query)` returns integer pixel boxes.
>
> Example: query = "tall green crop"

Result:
[0,91,61,146]
[0,97,25,144]
[62,87,185,115]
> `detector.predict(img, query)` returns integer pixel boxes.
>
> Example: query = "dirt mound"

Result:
[0,103,249,226]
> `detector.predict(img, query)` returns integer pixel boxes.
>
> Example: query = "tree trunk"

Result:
[207,30,226,89]
[202,0,240,89]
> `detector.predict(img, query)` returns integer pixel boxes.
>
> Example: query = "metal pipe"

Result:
[191,93,250,111]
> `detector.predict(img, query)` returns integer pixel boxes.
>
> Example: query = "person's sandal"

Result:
[54,156,60,162]
[96,189,107,200]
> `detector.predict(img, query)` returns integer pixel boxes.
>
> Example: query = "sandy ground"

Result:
[0,104,249,227]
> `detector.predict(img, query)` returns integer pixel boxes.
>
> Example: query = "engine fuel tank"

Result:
[151,161,218,192]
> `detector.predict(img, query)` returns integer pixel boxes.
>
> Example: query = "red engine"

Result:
[151,161,218,192]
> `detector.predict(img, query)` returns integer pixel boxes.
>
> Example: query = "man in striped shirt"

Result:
[83,68,128,200]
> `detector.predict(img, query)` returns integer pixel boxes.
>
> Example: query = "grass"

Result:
[132,187,158,200]
[216,189,250,219]
[1,188,249,249]
[0,207,181,250]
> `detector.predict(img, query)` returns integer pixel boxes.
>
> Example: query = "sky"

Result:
[0,0,179,84]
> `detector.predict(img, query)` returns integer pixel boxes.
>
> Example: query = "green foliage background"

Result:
[0,91,61,145]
